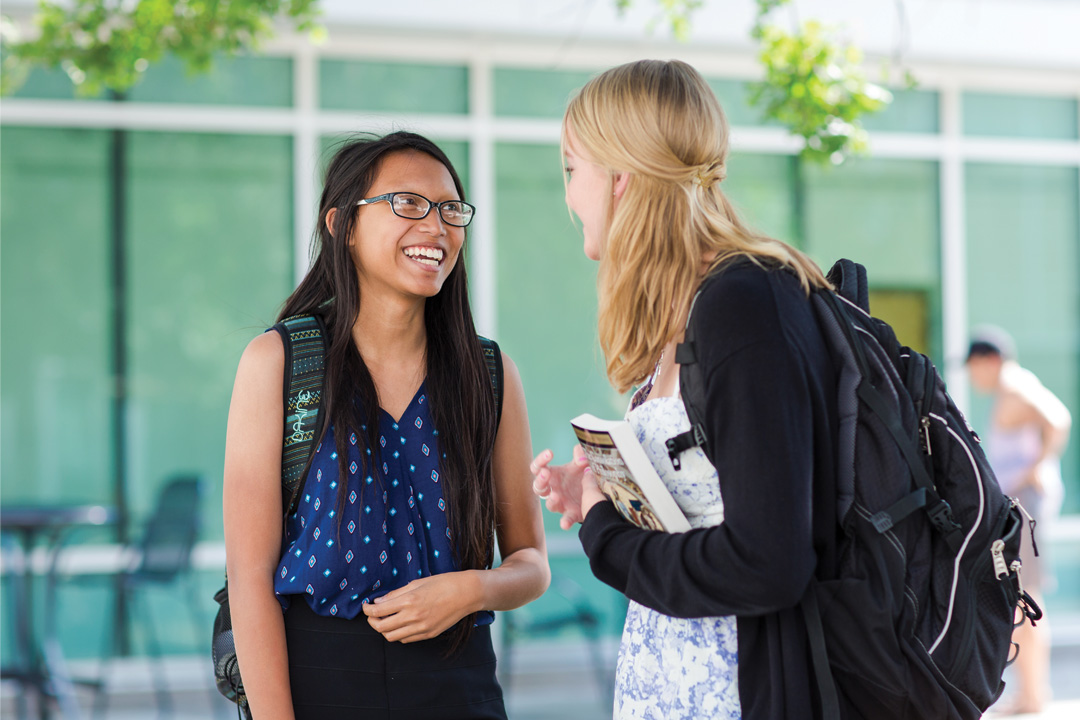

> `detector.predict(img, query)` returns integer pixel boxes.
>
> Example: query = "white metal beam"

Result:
[294,41,319,286]
[469,52,498,339]
[940,82,970,414]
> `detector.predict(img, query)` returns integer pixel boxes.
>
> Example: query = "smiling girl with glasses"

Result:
[224,131,549,720]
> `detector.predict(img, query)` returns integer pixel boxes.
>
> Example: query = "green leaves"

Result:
[749,0,892,164]
[1,0,321,96]
[614,0,704,42]
[613,0,895,165]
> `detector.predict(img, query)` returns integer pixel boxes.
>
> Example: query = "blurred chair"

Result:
[51,475,206,718]
[500,574,612,701]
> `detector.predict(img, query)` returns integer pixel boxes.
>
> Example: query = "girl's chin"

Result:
[583,239,601,261]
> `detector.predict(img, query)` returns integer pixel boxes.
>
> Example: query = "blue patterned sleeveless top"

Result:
[274,383,492,624]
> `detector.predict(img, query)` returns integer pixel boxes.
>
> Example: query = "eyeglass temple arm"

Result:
[355,193,394,207]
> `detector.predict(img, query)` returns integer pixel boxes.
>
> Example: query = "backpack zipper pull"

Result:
[1010,559,1024,597]
[920,416,932,455]
[991,539,1008,579]
[1013,498,1041,557]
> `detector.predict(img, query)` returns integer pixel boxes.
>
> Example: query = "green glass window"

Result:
[724,152,801,247]
[8,66,105,100]
[494,68,595,118]
[862,89,940,134]
[10,55,293,106]
[320,60,468,114]
[0,127,114,505]
[494,143,615,461]
[2,129,307,663]
[965,162,1079,510]
[495,141,628,636]
[124,132,294,532]
[963,92,1079,140]
[437,141,470,197]
[1051,544,1080,613]
[707,77,775,128]
[1,126,112,665]
[801,158,942,358]
[129,54,293,106]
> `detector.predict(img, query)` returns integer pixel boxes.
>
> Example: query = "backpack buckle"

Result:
[870,511,894,533]
[665,424,707,471]
[927,500,961,534]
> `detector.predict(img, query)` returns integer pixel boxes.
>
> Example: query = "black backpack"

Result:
[211,315,504,718]
[672,259,1042,720]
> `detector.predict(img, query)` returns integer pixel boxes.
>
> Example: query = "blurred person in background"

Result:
[967,325,1071,715]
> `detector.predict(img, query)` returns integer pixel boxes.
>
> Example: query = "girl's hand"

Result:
[530,446,603,529]
[362,571,479,643]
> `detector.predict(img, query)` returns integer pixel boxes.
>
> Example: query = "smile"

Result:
[403,245,445,268]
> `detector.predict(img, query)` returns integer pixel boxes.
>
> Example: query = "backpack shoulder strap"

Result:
[478,336,504,428]
[272,314,329,518]
[670,277,714,470]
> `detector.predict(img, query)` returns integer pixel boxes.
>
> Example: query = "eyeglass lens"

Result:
[391,193,472,226]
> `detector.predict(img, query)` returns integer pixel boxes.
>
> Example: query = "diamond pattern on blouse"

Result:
[274,382,455,621]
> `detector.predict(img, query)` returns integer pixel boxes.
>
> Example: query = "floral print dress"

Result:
[613,385,741,720]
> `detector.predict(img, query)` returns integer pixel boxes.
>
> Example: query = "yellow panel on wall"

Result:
[868,290,929,356]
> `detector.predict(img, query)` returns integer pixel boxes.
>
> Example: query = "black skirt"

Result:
[283,600,507,720]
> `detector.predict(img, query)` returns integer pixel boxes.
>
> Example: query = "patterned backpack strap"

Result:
[478,336,504,428]
[273,314,329,518]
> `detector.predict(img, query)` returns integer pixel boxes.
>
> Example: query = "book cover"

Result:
[571,413,691,533]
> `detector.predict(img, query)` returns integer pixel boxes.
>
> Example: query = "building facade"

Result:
[2,0,1078,658]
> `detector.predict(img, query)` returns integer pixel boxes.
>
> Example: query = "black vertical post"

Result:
[109,89,131,655]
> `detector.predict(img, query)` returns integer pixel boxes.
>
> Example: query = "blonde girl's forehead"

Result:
[562,122,582,153]
[562,130,591,164]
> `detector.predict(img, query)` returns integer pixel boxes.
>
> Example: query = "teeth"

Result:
[403,246,444,264]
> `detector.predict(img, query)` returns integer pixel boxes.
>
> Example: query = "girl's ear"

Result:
[325,207,338,238]
[612,171,630,200]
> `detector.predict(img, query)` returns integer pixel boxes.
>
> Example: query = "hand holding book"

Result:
[532,414,691,533]
[570,414,691,533]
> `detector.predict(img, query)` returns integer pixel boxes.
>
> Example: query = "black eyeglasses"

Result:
[356,192,475,228]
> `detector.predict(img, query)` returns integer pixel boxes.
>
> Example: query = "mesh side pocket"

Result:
[950,509,1023,711]
[212,583,248,713]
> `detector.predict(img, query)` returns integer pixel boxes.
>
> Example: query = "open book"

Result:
[571,413,691,533]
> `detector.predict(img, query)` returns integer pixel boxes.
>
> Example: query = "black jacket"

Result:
[579,259,841,720]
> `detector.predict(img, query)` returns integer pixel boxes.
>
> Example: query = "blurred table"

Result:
[1,504,117,719]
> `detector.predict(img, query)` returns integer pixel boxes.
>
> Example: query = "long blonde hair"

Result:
[563,59,829,393]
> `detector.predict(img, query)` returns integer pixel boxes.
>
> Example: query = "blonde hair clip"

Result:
[691,162,725,189]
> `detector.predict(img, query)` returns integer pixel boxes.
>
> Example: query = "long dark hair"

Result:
[279,132,498,647]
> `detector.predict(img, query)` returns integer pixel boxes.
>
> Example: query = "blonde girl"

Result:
[532,60,841,720]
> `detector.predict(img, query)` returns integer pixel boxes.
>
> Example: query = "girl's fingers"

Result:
[529,449,553,475]
[365,601,399,618]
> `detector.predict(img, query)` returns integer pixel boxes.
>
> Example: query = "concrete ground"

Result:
[2,628,1079,719]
